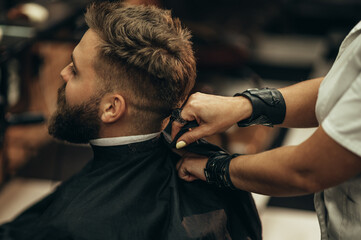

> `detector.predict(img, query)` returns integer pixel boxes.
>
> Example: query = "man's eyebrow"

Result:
[71,53,78,72]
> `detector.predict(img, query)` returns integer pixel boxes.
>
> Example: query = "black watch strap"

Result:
[204,151,239,190]
[234,88,286,127]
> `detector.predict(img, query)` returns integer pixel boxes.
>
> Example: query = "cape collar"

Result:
[90,132,160,147]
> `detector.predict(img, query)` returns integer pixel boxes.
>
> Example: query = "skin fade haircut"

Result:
[85,2,196,128]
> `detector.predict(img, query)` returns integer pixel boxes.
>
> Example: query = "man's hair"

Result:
[85,2,196,131]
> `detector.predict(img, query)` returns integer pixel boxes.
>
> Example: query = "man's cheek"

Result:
[64,86,79,106]
[65,84,94,106]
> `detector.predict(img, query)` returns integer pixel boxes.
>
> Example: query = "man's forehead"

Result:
[81,29,101,46]
[73,29,100,67]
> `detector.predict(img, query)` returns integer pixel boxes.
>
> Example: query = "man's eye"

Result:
[71,66,77,75]
[69,64,77,75]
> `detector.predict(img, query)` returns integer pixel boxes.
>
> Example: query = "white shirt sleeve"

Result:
[322,72,361,157]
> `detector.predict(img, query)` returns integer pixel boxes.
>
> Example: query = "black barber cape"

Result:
[0,134,261,240]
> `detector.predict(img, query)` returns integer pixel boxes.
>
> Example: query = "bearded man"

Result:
[0,2,261,240]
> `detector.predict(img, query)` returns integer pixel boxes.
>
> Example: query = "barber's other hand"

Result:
[176,156,208,182]
[172,92,252,149]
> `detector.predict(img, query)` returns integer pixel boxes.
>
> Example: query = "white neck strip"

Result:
[90,132,160,147]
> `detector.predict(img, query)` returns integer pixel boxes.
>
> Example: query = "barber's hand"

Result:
[176,156,208,182]
[172,92,252,149]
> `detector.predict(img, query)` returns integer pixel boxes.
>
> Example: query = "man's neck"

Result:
[100,127,157,138]
[98,116,168,139]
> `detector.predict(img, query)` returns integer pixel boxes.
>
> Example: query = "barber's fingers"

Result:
[171,121,185,140]
[171,107,197,140]
[176,156,208,181]
[176,124,215,149]
[177,165,198,182]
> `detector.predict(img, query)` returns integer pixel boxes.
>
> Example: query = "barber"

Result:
[172,22,361,239]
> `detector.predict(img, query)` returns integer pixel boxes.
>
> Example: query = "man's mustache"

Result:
[57,83,66,106]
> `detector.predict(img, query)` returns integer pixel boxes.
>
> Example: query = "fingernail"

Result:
[176,141,187,149]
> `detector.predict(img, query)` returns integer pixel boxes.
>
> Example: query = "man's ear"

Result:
[100,94,126,123]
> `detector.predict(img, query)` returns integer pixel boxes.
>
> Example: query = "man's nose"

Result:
[60,67,69,83]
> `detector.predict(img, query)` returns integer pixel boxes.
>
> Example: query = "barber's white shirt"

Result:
[314,21,361,240]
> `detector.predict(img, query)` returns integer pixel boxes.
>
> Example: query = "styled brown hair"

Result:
[85,2,196,131]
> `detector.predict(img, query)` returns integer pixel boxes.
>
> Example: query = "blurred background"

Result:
[0,0,360,239]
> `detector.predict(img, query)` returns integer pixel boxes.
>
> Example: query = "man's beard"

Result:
[48,84,102,144]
